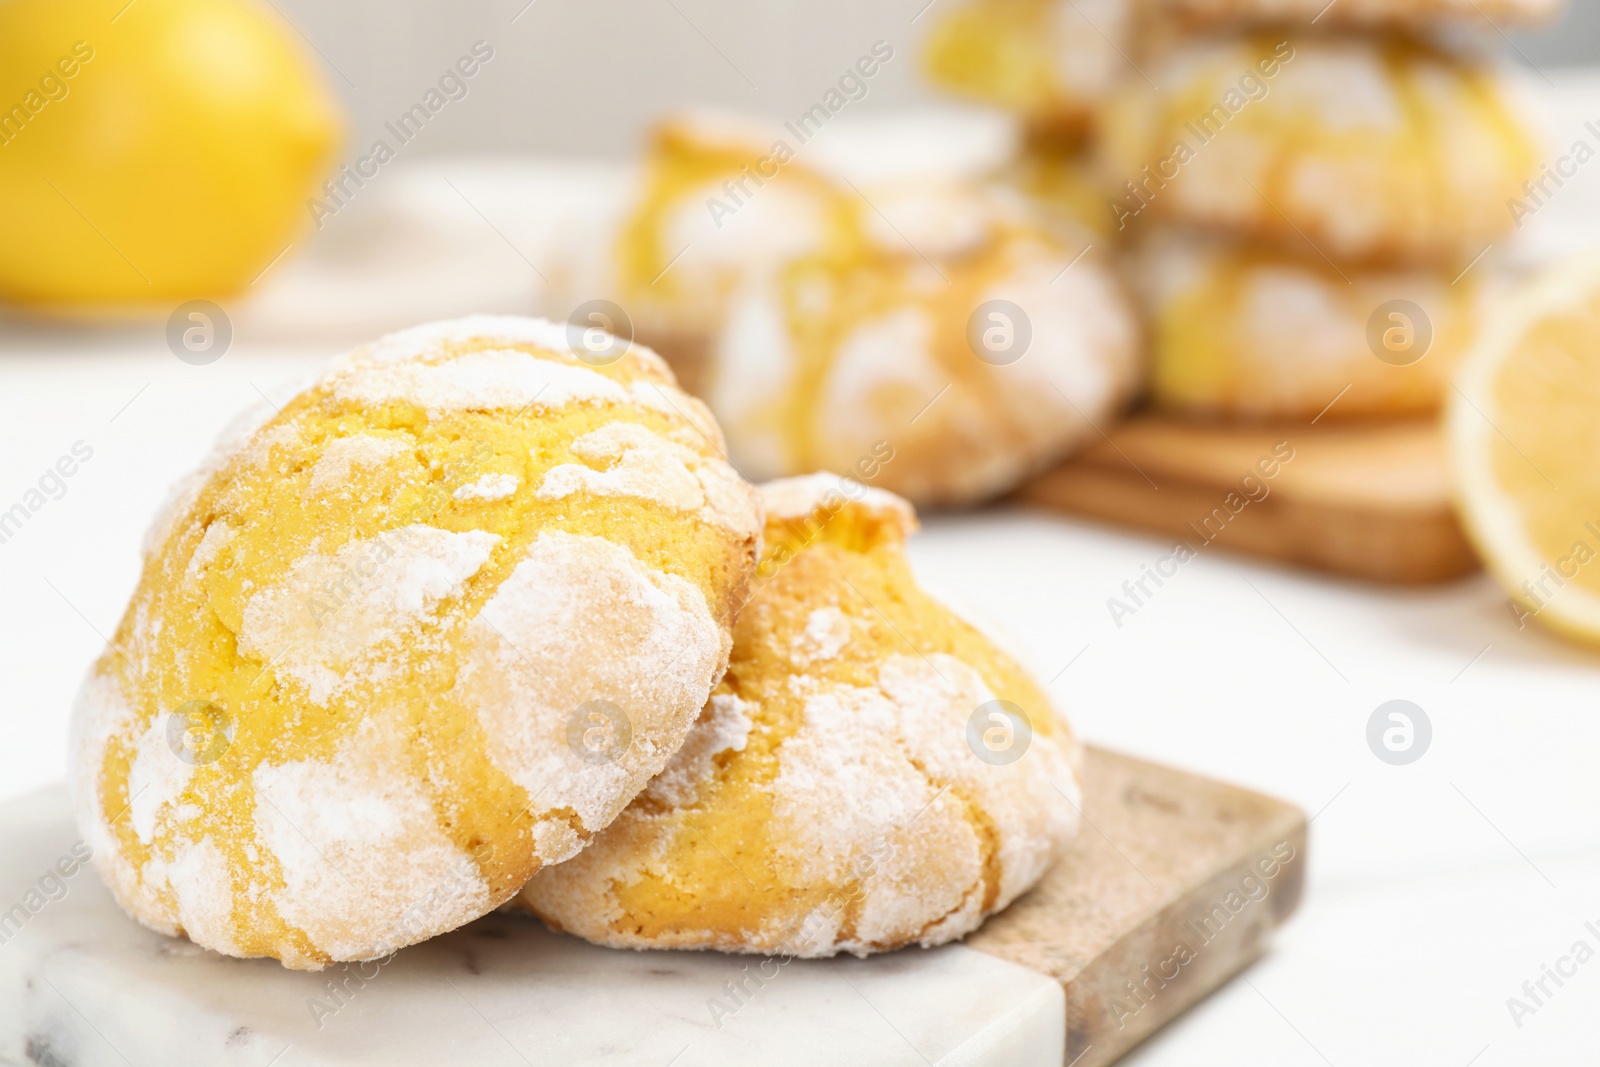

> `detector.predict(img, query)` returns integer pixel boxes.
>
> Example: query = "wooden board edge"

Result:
[1062,817,1308,1066]
[1017,464,1479,585]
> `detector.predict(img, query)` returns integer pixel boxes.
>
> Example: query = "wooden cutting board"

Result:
[1019,416,1480,585]
[0,748,1304,1066]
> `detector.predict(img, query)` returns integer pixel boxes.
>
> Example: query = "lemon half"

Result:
[1449,258,1600,646]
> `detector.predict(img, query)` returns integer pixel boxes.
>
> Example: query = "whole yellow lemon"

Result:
[0,0,341,305]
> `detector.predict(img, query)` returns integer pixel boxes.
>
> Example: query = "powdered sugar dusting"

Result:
[759,474,917,540]
[790,607,850,667]
[140,414,296,560]
[765,651,1078,953]
[142,471,208,562]
[695,459,763,543]
[763,679,983,955]
[539,422,705,511]
[877,653,1080,906]
[143,417,303,561]
[327,345,706,428]
[537,421,757,537]
[364,316,577,363]
[253,720,492,960]
[531,820,585,866]
[359,315,670,378]
[644,694,752,807]
[309,434,410,493]
[454,473,521,502]
[238,526,499,704]
[326,336,721,447]
[126,720,194,846]
[457,531,724,841]
[329,348,634,414]
[71,312,762,968]
[184,521,237,587]
[772,683,938,881]
[517,528,1082,958]
[159,839,241,956]
[68,671,139,905]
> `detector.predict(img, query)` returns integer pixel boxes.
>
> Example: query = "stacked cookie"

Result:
[550,109,1141,508]
[1106,3,1554,421]
[70,316,1082,969]
[922,0,1138,238]
[926,0,1556,422]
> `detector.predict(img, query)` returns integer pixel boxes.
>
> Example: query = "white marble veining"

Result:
[0,787,1063,1067]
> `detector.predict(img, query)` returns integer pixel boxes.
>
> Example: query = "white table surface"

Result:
[6,74,1600,1060]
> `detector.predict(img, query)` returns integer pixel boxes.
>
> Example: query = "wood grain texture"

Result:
[1018,416,1480,584]
[968,746,1307,1067]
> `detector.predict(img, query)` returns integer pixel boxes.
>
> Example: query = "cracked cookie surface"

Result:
[1100,35,1542,265]
[519,474,1082,957]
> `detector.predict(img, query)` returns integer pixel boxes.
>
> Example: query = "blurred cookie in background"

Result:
[1010,135,1123,239]
[594,112,855,387]
[1134,229,1499,421]
[920,0,1142,246]
[550,108,1142,507]
[708,180,1139,506]
[921,0,1139,141]
[1099,34,1545,265]
[553,109,1018,389]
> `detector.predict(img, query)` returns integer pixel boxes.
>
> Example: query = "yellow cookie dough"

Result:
[1137,229,1495,419]
[69,316,762,969]
[521,474,1082,957]
[1100,35,1543,264]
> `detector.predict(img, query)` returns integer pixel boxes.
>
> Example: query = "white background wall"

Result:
[271,0,942,158]
[269,0,1600,160]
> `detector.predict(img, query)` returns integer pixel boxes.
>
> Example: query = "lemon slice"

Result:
[1449,258,1600,644]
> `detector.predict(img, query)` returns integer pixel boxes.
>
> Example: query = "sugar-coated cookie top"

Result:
[1100,35,1541,263]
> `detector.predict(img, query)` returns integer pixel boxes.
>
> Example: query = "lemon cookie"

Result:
[521,474,1082,957]
[582,109,1021,393]
[1100,35,1542,264]
[1137,230,1495,419]
[564,111,1139,506]
[707,180,1139,505]
[595,112,847,384]
[69,316,762,969]
[922,0,1138,137]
